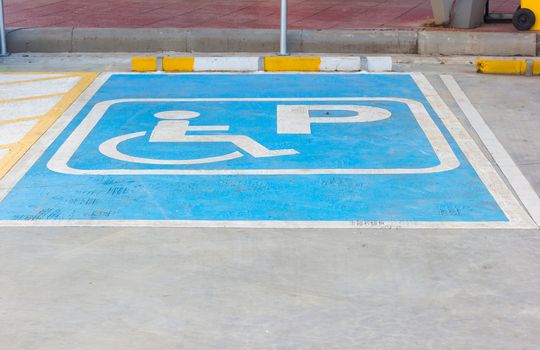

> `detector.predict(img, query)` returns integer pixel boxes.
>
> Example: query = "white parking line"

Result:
[441,74,540,228]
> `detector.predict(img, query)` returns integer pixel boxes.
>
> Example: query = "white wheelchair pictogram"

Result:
[99,110,299,165]
[47,97,460,175]
[98,105,391,165]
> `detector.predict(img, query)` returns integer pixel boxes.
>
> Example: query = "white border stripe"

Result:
[441,74,540,228]
[0,220,534,229]
[414,73,535,228]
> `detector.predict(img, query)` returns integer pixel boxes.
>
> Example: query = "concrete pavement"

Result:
[1,227,539,349]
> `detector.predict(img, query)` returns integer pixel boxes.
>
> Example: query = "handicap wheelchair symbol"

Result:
[47,97,459,175]
[98,105,391,165]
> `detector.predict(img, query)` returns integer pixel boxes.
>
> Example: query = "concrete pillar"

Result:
[431,0,488,29]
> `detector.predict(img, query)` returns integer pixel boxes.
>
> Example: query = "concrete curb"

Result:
[5,27,539,56]
[132,56,391,72]
[418,31,537,56]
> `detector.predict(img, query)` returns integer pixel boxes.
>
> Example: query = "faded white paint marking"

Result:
[441,74,540,228]
[366,57,393,72]
[0,120,39,145]
[0,74,66,84]
[0,77,80,101]
[320,57,361,72]
[0,96,63,121]
[0,149,8,160]
[194,57,261,72]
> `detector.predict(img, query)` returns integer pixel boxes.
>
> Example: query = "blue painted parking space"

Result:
[0,73,530,227]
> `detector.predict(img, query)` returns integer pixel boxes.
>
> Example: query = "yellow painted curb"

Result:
[533,61,540,75]
[264,56,321,72]
[477,59,527,75]
[0,72,98,179]
[163,57,195,72]
[132,57,158,72]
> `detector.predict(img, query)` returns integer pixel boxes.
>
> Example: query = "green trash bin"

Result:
[431,0,488,28]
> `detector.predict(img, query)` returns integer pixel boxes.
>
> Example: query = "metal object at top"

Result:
[0,0,8,56]
[280,0,288,56]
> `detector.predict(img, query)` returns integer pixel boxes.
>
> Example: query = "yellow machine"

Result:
[513,0,540,30]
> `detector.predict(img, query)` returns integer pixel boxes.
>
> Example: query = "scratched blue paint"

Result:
[0,74,507,222]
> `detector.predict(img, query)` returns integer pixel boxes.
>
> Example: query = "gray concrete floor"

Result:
[0,54,539,350]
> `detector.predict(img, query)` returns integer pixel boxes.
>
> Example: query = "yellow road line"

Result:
[0,144,12,150]
[0,72,98,179]
[0,74,77,86]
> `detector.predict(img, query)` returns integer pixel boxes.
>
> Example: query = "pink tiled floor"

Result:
[4,0,521,31]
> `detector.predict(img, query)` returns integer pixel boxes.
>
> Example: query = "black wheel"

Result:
[513,8,536,31]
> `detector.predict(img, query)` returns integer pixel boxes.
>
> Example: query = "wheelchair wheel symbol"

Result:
[98,110,299,165]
